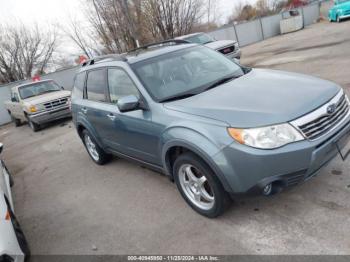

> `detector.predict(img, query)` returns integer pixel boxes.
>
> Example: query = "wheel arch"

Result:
[75,120,105,149]
[162,140,233,192]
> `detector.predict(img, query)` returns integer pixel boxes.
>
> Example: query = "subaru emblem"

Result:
[327,104,336,115]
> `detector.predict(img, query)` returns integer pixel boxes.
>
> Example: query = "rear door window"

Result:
[86,69,107,102]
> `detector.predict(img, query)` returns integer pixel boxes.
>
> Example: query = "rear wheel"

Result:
[173,152,230,218]
[82,129,111,165]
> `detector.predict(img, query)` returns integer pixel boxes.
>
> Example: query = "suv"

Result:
[5,80,71,132]
[71,42,350,217]
[175,32,241,61]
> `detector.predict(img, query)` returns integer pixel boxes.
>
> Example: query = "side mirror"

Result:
[0,143,3,154]
[117,95,140,112]
[61,86,65,90]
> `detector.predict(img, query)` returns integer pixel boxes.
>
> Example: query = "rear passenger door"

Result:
[83,68,117,147]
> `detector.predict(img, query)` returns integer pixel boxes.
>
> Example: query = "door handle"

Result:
[107,113,116,121]
[81,108,87,114]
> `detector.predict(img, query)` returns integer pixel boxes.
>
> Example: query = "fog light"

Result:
[263,184,272,195]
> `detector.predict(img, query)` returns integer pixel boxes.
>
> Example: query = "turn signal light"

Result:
[29,105,37,113]
[227,128,244,144]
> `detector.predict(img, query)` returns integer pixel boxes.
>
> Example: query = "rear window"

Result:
[86,69,106,102]
[72,72,85,99]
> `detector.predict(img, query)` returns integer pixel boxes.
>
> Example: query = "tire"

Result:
[173,152,231,218]
[28,119,40,132]
[82,129,111,165]
[337,16,341,23]
[10,114,21,127]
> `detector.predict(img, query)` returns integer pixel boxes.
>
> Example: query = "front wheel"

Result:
[11,115,21,127]
[28,119,40,132]
[173,152,231,218]
[82,130,111,165]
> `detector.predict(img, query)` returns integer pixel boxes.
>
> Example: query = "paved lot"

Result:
[1,20,350,255]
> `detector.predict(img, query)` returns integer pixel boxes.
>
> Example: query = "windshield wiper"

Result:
[203,75,238,92]
[38,89,60,95]
[160,93,197,103]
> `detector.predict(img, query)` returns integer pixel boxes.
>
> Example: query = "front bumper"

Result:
[339,13,350,20]
[28,106,71,125]
[213,115,350,194]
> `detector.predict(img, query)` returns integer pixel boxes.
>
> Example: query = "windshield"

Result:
[183,33,215,44]
[19,81,61,99]
[132,46,244,102]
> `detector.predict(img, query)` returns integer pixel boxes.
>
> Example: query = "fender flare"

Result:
[75,118,105,150]
[161,138,233,193]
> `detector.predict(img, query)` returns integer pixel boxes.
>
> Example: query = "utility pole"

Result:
[208,0,211,29]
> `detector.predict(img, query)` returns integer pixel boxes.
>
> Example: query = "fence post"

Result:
[301,7,305,28]
[232,24,240,46]
[259,17,265,40]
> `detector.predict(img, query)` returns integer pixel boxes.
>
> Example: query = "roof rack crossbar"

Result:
[81,54,127,67]
[128,39,190,53]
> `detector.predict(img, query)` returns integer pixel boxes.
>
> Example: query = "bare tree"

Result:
[84,0,140,53]
[63,0,206,56]
[62,16,97,59]
[0,22,58,83]
[205,0,219,28]
[143,0,204,40]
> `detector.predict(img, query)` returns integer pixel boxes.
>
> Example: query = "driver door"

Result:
[104,67,160,165]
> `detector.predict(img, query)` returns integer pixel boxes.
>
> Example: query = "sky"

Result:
[0,0,257,55]
[0,0,258,25]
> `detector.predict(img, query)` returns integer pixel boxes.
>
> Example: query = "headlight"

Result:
[27,104,45,113]
[228,123,304,149]
[28,105,37,113]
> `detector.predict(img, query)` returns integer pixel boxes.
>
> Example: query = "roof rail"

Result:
[128,39,190,53]
[81,54,127,67]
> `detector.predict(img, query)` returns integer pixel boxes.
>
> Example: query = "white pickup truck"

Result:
[4,80,71,132]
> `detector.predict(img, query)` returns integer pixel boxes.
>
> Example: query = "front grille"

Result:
[43,97,68,110]
[297,94,349,140]
[218,45,235,55]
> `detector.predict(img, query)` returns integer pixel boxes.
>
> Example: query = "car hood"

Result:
[23,90,71,105]
[205,40,236,50]
[337,1,350,10]
[164,69,341,128]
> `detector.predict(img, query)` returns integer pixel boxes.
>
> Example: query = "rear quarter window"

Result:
[72,72,86,99]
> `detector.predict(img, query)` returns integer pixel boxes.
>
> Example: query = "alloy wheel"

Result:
[178,164,215,210]
[84,134,100,161]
